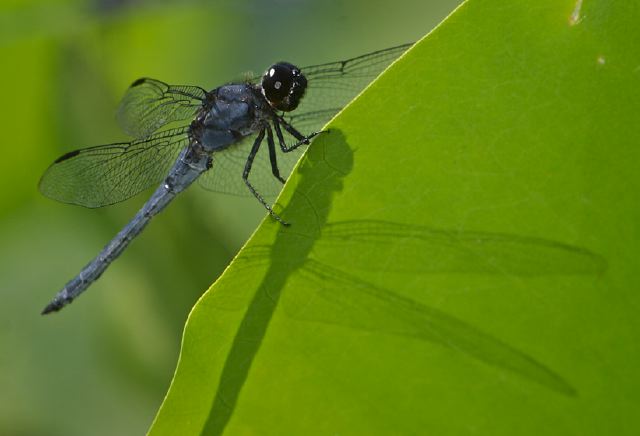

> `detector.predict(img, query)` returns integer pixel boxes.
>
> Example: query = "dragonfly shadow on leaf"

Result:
[233,217,605,400]
[316,220,607,276]
[202,129,605,435]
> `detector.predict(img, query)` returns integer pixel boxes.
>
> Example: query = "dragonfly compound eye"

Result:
[261,62,307,112]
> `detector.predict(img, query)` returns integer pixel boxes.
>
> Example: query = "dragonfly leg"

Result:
[244,127,289,226]
[265,124,286,184]
[273,118,325,153]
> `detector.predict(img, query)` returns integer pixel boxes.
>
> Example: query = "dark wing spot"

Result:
[130,78,147,87]
[54,149,80,163]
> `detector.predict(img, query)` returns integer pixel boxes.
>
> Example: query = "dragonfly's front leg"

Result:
[273,118,325,153]
[265,124,286,184]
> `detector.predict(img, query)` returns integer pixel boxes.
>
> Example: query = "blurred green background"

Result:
[0,0,461,434]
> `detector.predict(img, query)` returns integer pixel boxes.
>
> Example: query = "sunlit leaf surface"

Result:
[151,0,639,434]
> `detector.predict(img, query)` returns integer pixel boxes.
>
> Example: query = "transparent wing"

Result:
[117,78,207,138]
[285,43,413,135]
[198,133,307,198]
[39,127,190,208]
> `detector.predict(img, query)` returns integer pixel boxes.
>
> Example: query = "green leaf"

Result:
[150,0,640,434]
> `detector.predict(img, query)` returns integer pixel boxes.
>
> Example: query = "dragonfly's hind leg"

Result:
[244,127,289,226]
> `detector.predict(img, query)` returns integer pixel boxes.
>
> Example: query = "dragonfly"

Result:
[39,43,413,314]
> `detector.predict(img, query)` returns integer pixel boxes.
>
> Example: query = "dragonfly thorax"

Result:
[193,84,264,152]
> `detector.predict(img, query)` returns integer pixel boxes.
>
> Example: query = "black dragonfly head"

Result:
[261,62,307,112]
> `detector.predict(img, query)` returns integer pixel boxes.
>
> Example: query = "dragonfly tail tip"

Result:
[41,298,66,315]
